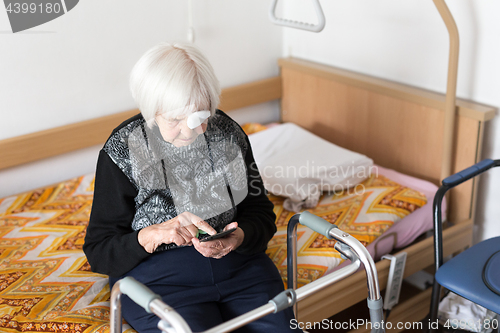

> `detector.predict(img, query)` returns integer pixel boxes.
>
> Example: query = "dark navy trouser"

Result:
[110,246,300,333]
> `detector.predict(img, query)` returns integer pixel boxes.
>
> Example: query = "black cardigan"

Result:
[83,111,277,277]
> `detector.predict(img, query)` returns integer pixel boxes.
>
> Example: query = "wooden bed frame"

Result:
[0,57,495,332]
[278,57,495,329]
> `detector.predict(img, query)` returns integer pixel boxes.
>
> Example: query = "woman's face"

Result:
[155,110,208,147]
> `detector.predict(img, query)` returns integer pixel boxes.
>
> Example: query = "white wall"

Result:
[0,0,282,196]
[282,0,500,242]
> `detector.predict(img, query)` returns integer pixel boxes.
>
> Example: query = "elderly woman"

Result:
[83,43,298,332]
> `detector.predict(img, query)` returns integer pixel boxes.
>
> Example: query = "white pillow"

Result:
[248,123,373,212]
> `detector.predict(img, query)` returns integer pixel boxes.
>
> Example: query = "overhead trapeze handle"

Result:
[269,0,326,32]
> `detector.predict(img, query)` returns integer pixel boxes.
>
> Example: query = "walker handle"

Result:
[299,211,338,238]
[119,276,161,313]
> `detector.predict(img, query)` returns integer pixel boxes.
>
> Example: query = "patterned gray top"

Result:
[103,110,249,250]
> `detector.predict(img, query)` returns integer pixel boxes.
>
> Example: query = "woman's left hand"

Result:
[192,222,244,259]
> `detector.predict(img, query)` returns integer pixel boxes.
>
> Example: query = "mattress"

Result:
[264,165,436,287]
[0,175,119,333]
[0,155,437,332]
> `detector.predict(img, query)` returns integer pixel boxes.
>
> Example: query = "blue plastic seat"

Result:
[435,236,500,314]
[429,159,500,331]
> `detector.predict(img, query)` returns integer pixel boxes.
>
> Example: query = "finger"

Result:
[223,222,238,231]
[171,234,189,246]
[184,224,200,238]
[192,237,201,247]
[176,212,216,235]
[199,238,231,254]
[192,220,216,235]
[176,231,194,245]
[192,238,211,257]
[166,223,191,240]
[192,237,214,249]
[192,238,225,257]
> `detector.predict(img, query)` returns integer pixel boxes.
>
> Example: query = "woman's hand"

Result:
[192,222,244,259]
[138,212,216,253]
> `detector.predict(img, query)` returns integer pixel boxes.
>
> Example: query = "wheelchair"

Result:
[429,159,500,332]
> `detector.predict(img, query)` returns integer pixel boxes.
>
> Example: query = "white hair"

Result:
[130,42,221,128]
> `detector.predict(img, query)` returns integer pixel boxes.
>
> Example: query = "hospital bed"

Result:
[2,2,497,332]
[0,55,495,332]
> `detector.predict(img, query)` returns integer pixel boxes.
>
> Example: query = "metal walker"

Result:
[110,211,385,333]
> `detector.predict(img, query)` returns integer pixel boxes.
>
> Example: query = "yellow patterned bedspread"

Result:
[0,173,426,332]
[266,173,427,288]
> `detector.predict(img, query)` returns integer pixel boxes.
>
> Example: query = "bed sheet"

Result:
[264,166,432,287]
[367,165,445,261]
[0,168,433,332]
[0,175,135,333]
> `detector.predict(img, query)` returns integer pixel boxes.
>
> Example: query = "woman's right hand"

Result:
[137,212,216,253]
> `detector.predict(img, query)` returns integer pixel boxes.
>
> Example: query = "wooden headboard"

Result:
[278,57,495,224]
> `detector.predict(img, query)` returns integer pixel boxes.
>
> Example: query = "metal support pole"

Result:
[433,0,460,181]
[110,280,123,333]
[287,214,300,316]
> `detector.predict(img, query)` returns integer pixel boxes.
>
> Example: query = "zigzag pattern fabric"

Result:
[0,172,426,332]
[266,173,427,288]
[0,175,134,333]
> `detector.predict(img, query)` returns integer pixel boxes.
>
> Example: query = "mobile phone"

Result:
[199,228,237,242]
